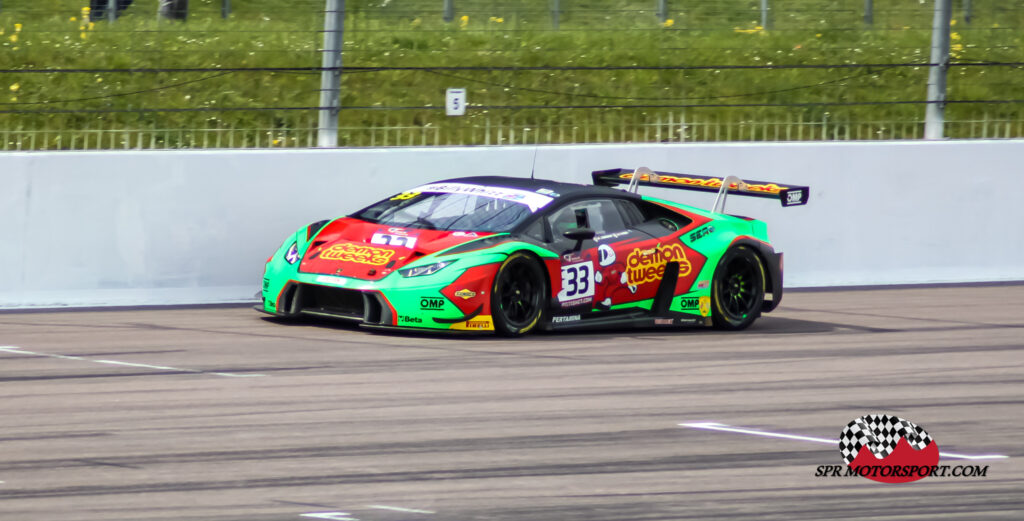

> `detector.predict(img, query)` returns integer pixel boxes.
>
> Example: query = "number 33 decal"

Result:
[557,261,595,302]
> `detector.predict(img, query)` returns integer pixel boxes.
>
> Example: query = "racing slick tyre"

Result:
[710,245,765,331]
[491,252,547,337]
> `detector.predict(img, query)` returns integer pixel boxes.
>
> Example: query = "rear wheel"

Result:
[491,252,547,337]
[711,245,765,331]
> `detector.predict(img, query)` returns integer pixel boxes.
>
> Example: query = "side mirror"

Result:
[563,227,596,252]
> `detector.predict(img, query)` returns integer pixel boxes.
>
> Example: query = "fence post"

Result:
[318,0,345,147]
[925,0,951,139]
[551,0,560,29]
[963,0,972,24]
[760,0,771,29]
[864,0,873,26]
[107,0,117,22]
[443,0,454,22]
[656,0,667,23]
[222,0,231,18]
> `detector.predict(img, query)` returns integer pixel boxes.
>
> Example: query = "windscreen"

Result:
[353,189,543,232]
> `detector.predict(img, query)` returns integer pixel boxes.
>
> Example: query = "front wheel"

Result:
[711,245,765,331]
[491,252,547,337]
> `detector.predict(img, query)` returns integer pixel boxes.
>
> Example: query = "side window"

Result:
[615,199,646,227]
[547,199,627,239]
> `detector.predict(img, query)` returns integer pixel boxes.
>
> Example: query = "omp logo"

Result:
[319,243,394,266]
[626,244,691,286]
[786,190,804,205]
[679,296,711,317]
[619,173,788,194]
[420,297,445,310]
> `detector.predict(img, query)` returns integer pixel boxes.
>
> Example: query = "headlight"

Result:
[399,260,454,278]
[284,242,299,264]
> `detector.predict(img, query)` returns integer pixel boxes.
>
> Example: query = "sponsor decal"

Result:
[454,289,477,300]
[597,244,616,267]
[561,252,584,263]
[689,226,714,242]
[697,280,710,289]
[654,318,673,325]
[561,296,593,308]
[677,296,710,317]
[625,243,691,286]
[557,261,595,302]
[371,232,418,249]
[314,275,348,285]
[320,243,395,266]
[452,231,478,238]
[552,314,581,323]
[786,190,804,205]
[390,191,421,201]
[618,172,790,195]
[399,315,423,324]
[262,278,270,291]
[535,188,561,197]
[449,315,495,331]
[420,297,445,310]
[814,414,991,483]
[411,182,553,212]
[594,230,630,242]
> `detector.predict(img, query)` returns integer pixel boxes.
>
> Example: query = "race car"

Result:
[258,167,809,335]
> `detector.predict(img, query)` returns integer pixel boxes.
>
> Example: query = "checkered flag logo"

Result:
[839,414,934,464]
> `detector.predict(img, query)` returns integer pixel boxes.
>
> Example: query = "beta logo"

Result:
[839,414,940,483]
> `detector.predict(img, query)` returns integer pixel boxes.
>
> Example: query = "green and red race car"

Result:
[258,168,809,335]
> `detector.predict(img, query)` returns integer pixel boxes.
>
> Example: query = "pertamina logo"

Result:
[626,243,691,286]
[319,243,394,266]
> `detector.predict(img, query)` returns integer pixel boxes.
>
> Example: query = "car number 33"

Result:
[558,262,595,301]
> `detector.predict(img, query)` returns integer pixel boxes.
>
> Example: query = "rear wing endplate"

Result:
[592,167,810,212]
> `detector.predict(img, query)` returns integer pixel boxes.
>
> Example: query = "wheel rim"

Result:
[497,261,541,328]
[718,255,760,320]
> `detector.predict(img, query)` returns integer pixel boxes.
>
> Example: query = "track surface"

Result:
[1,285,1022,521]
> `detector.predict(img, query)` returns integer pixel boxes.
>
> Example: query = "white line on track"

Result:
[366,505,436,514]
[680,422,1010,461]
[0,346,265,378]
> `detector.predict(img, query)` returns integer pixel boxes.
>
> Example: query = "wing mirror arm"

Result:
[562,227,596,252]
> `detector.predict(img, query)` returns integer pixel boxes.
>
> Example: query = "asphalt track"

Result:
[1,285,1022,521]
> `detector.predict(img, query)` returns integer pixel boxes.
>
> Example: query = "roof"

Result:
[435,175,639,201]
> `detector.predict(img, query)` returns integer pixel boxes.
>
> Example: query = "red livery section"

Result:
[849,438,941,484]
[299,218,494,281]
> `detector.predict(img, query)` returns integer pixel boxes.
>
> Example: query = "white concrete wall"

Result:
[2,141,1022,308]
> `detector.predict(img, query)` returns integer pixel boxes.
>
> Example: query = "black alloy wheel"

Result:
[711,245,765,330]
[491,252,547,336]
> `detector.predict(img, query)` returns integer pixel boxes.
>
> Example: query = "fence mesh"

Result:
[1,0,1022,149]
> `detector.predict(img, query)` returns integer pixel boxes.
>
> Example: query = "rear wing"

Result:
[592,167,809,213]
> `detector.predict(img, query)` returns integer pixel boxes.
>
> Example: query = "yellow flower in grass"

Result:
[459,15,468,28]
[71,16,78,22]
[662,19,674,28]
[9,34,17,43]
[489,16,504,23]
[9,83,19,92]
[14,24,22,32]
[81,31,88,39]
